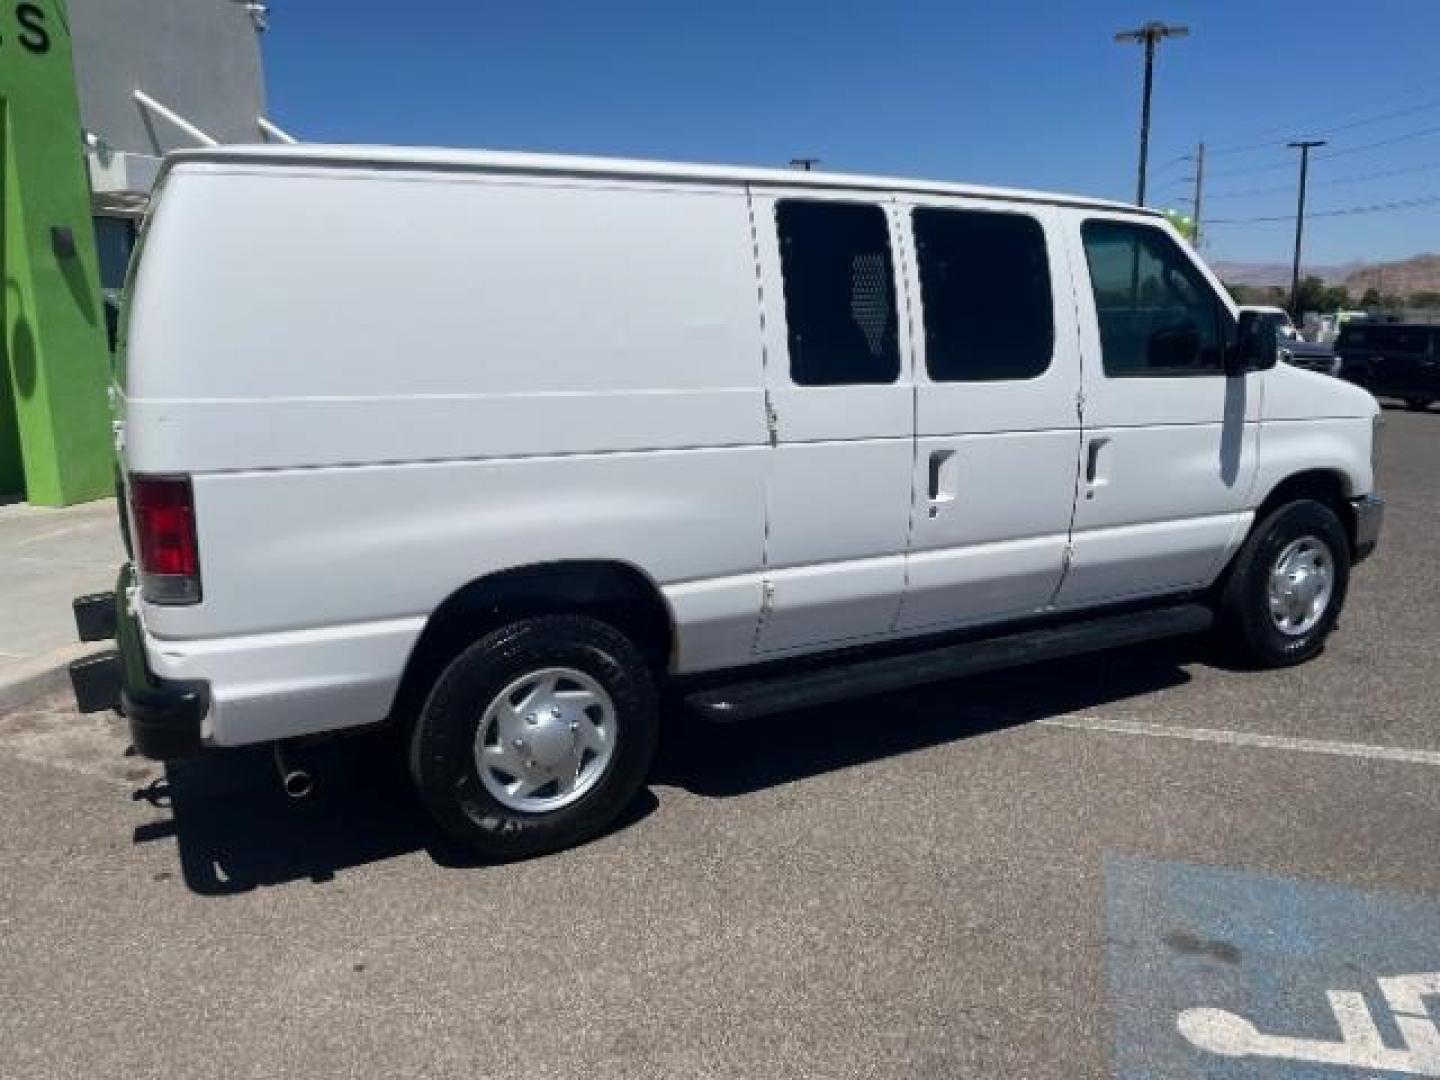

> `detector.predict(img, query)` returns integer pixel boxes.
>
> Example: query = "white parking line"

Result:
[1040,716,1440,767]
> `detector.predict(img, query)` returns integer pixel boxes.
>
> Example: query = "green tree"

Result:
[1360,287,1382,309]
[1291,276,1328,316]
[1410,290,1440,308]
[1290,276,1351,316]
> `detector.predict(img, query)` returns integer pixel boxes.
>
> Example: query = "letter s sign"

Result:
[16,3,52,54]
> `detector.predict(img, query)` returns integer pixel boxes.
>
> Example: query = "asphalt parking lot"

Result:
[1,407,1436,1080]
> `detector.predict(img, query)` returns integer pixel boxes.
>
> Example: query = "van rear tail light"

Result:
[131,476,201,604]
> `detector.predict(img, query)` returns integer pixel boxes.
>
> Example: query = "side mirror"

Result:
[1230,310,1279,375]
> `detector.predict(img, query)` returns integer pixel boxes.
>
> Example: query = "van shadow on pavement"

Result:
[132,638,1197,896]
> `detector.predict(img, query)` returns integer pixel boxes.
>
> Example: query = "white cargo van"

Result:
[70,146,1384,858]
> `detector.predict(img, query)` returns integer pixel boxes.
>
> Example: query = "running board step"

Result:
[686,603,1213,724]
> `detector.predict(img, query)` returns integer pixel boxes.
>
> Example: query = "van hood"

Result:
[1264,358,1378,421]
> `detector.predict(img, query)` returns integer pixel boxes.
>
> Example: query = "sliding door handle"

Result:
[1085,438,1112,495]
[927,449,958,512]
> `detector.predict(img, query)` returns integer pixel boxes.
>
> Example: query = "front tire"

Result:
[1218,499,1350,668]
[409,615,659,860]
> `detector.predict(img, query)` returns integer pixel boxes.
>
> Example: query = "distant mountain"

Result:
[1209,254,1440,297]
[1209,260,1361,287]
[1341,254,1440,298]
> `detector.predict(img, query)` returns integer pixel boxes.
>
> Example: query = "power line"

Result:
[1206,158,1440,201]
[1206,121,1440,179]
[1207,157,1302,180]
[1207,191,1440,225]
[1154,76,1440,175]
[1204,95,1440,159]
[1205,74,1440,152]
[1150,153,1192,178]
[1319,122,1440,159]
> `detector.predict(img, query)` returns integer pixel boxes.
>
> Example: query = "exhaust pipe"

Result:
[273,743,313,799]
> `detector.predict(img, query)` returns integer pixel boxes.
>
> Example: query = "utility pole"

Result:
[1287,140,1326,316]
[1191,140,1206,249]
[789,157,820,172]
[1114,21,1190,206]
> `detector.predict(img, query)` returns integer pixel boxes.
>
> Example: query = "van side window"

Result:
[776,200,900,386]
[1081,219,1225,377]
[913,208,1053,381]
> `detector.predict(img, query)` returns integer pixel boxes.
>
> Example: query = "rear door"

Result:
[749,190,917,654]
[1057,213,1260,608]
[895,198,1082,632]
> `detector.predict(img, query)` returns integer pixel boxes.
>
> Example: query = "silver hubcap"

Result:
[1267,535,1334,637]
[474,667,616,814]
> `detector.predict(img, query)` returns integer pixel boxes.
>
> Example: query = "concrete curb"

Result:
[0,643,103,714]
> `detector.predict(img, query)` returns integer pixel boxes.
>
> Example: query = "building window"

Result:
[93,216,137,293]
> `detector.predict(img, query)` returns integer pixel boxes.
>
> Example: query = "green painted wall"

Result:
[1,0,112,505]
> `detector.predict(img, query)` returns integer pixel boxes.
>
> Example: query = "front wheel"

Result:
[409,615,659,860]
[1218,499,1350,668]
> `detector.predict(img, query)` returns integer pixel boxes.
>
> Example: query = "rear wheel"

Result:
[409,615,659,860]
[1218,499,1350,668]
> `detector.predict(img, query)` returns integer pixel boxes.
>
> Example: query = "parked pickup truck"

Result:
[1337,323,1440,410]
[70,146,1385,859]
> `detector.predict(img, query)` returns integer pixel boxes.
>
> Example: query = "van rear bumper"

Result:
[71,569,419,752]
[143,612,423,748]
[69,567,208,760]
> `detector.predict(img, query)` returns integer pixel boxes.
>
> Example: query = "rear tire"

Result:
[1218,499,1350,668]
[409,615,659,860]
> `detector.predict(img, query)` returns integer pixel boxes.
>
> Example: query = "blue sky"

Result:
[262,1,1440,267]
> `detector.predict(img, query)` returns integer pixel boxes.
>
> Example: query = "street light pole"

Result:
[1287,139,1326,316]
[1115,21,1190,206]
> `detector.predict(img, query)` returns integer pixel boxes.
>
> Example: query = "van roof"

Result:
[164,144,1155,216]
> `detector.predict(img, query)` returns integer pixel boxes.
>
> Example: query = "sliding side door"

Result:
[749,191,917,655]
[896,199,1082,632]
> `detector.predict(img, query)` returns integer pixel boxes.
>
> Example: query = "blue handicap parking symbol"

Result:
[1107,856,1440,1078]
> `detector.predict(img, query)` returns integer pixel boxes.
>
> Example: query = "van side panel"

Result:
[147,450,768,744]
[124,166,770,742]
[125,166,767,470]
